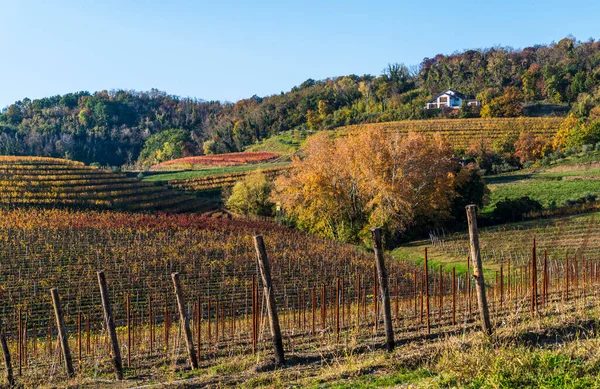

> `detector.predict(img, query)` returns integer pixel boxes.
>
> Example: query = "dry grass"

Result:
[14,292,600,388]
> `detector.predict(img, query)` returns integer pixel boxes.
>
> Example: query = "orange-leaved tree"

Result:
[272,128,458,244]
[513,131,551,164]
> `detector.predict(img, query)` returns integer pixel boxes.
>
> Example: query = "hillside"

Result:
[339,117,563,150]
[0,156,209,213]
[1,37,599,167]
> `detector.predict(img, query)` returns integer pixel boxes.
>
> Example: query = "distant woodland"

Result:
[1,37,600,166]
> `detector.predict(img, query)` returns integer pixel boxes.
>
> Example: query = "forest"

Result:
[1,37,600,166]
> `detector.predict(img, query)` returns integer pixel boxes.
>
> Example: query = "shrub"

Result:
[581,144,594,153]
[138,129,190,167]
[226,170,274,216]
[548,150,565,160]
[491,196,543,223]
[565,147,578,156]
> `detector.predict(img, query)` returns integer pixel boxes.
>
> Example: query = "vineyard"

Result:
[151,152,281,170]
[168,165,290,192]
[428,212,600,265]
[339,117,563,149]
[0,208,599,387]
[0,156,209,213]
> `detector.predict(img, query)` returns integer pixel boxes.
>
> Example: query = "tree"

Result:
[459,100,474,118]
[226,170,274,216]
[138,129,190,167]
[272,128,466,244]
[480,87,523,117]
[450,163,489,223]
[514,131,550,163]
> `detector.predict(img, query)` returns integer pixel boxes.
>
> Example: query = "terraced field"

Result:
[340,117,563,149]
[167,165,290,192]
[0,156,210,213]
[426,212,600,267]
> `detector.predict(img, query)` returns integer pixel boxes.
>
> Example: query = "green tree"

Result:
[138,129,189,167]
[226,170,274,216]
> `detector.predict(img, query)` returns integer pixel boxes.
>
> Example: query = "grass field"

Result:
[483,163,600,213]
[143,161,291,182]
[246,130,310,154]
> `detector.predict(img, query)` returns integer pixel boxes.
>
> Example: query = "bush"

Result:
[138,129,190,167]
[565,147,578,156]
[491,196,543,223]
[523,161,534,169]
[595,142,600,151]
[548,150,565,160]
[581,144,594,153]
[565,192,597,206]
[226,170,274,216]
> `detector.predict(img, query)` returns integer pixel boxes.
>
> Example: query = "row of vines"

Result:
[340,117,563,149]
[0,209,598,386]
[0,158,206,213]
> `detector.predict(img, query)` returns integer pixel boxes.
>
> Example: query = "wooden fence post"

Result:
[50,288,75,378]
[253,235,285,366]
[171,273,199,370]
[452,267,456,325]
[531,238,537,315]
[465,205,493,335]
[371,227,395,351]
[0,320,14,387]
[97,271,123,380]
[424,248,430,334]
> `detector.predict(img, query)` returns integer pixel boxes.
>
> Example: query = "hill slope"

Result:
[0,156,209,213]
[339,117,563,149]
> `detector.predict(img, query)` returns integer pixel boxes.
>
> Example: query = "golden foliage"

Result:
[514,132,551,163]
[272,128,457,243]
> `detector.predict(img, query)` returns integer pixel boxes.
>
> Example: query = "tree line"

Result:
[1,37,599,166]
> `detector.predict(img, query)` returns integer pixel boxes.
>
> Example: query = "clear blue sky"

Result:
[1,0,598,108]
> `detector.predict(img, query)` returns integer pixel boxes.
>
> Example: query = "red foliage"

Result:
[152,152,279,168]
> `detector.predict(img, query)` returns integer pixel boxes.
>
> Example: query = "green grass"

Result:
[482,161,600,213]
[391,242,497,281]
[142,162,290,182]
[307,368,435,388]
[484,179,600,211]
[545,149,600,167]
[245,129,311,154]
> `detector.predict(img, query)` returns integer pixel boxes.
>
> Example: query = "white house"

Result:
[425,89,480,109]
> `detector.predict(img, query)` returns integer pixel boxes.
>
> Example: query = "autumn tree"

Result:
[272,128,463,244]
[138,129,190,168]
[514,131,550,163]
[480,86,523,117]
[226,170,274,216]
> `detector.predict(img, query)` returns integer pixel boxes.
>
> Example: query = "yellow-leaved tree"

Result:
[272,128,459,244]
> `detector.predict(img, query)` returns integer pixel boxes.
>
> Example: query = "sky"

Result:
[0,0,599,108]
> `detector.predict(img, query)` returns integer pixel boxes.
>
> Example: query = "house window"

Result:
[439,96,448,103]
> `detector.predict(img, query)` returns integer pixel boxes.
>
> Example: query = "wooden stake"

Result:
[452,267,456,325]
[97,271,123,380]
[50,288,75,378]
[0,320,14,387]
[126,295,131,368]
[424,248,430,334]
[171,273,199,369]
[253,235,285,366]
[465,205,492,335]
[371,227,394,351]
